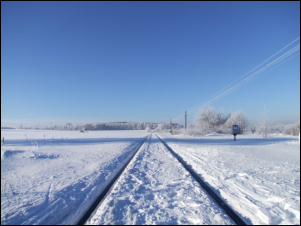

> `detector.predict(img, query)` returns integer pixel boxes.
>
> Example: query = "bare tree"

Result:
[257,105,269,138]
[66,123,73,130]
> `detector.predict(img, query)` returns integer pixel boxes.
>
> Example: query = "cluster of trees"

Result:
[282,122,300,136]
[17,122,183,131]
[79,122,182,131]
[12,108,300,137]
[17,124,68,130]
[146,123,183,133]
[248,122,300,136]
[182,107,249,136]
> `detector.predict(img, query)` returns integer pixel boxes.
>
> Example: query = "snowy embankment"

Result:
[86,134,234,225]
[1,129,148,225]
[158,132,300,225]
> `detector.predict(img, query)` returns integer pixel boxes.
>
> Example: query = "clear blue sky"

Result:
[1,1,300,127]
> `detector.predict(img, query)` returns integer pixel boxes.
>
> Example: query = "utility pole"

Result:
[185,111,187,133]
[264,105,267,139]
[170,119,173,135]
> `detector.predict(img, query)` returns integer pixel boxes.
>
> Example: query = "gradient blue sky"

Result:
[1,1,300,127]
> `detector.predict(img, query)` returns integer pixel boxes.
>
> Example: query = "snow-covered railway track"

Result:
[155,133,246,225]
[78,134,246,225]
[77,135,150,225]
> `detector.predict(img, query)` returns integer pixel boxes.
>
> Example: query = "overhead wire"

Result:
[170,37,300,123]
[185,44,300,115]
[186,44,300,115]
[184,37,300,115]
[172,39,300,122]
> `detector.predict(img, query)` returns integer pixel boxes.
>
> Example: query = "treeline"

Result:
[17,122,183,131]
[77,122,183,131]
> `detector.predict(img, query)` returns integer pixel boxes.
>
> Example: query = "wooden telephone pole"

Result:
[170,119,173,135]
[185,111,187,133]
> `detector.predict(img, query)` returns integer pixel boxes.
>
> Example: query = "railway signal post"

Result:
[233,125,239,141]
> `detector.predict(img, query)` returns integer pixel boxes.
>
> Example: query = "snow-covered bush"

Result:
[145,126,151,133]
[284,122,300,136]
[172,129,182,135]
[269,124,286,134]
[215,124,231,134]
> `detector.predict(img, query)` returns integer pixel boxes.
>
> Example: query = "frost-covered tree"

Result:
[66,123,73,130]
[145,126,151,133]
[155,124,164,132]
[83,123,93,131]
[256,105,269,138]
[225,110,249,134]
[193,106,230,135]
[195,107,216,135]
[215,108,230,127]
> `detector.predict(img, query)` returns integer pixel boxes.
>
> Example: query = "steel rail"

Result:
[77,134,150,225]
[155,133,246,225]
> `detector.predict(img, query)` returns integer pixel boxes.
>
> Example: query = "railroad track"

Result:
[77,133,246,225]
[77,134,150,225]
[154,133,246,225]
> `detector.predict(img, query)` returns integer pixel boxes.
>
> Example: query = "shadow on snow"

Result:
[158,135,298,146]
[1,137,146,147]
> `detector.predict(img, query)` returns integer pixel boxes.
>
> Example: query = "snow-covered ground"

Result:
[158,132,300,225]
[1,129,300,225]
[1,129,148,225]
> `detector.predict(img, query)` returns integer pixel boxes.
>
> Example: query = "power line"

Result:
[173,38,300,121]
[171,37,300,123]
[186,38,300,114]
[186,44,300,115]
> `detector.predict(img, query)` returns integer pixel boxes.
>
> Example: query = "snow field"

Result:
[1,129,148,225]
[86,134,235,225]
[158,133,300,225]
[1,130,299,225]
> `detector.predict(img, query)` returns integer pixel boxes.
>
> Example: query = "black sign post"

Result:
[232,125,239,141]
